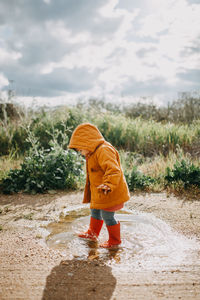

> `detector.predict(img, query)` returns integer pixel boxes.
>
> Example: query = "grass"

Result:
[0,104,200,157]
[119,149,200,194]
[0,155,23,180]
[120,148,200,178]
[94,113,200,155]
[139,150,200,178]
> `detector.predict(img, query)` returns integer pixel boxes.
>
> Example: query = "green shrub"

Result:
[165,160,200,188]
[0,148,83,194]
[0,130,84,194]
[125,167,155,191]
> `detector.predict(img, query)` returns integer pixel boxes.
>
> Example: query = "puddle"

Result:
[45,205,200,273]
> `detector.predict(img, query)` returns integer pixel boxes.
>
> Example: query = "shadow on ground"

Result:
[42,258,117,300]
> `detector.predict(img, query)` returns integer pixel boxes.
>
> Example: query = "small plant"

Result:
[35,234,42,239]
[165,159,200,188]
[125,167,155,191]
[23,213,34,220]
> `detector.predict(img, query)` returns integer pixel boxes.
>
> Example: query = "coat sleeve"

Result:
[96,146,121,192]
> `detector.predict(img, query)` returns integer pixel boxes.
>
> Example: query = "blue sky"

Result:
[0,0,200,106]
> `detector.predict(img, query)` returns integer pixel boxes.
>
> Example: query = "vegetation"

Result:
[0,131,84,194]
[1,104,199,157]
[0,92,200,195]
[165,160,200,188]
[125,167,156,191]
[123,92,200,123]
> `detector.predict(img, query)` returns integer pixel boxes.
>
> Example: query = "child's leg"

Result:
[101,210,117,226]
[91,209,102,220]
[78,209,103,240]
[100,210,121,248]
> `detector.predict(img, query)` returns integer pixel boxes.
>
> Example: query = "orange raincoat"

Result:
[68,123,130,210]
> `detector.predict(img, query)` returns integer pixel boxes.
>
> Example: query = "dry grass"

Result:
[139,151,200,178]
[0,156,22,180]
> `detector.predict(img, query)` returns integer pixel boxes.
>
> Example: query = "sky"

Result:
[0,0,200,107]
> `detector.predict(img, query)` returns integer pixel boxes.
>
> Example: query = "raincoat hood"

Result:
[68,123,105,153]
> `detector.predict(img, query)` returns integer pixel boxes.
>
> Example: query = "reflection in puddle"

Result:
[45,206,200,272]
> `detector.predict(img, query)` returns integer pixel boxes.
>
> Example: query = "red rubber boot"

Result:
[78,217,103,241]
[100,222,121,248]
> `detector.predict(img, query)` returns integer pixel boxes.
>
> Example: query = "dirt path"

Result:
[0,191,200,300]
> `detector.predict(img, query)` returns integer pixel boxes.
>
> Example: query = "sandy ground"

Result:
[0,191,200,300]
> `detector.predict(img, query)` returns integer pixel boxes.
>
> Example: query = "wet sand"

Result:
[0,191,200,300]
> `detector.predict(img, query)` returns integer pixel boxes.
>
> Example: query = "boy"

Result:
[68,123,130,248]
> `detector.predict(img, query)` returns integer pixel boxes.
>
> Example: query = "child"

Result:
[68,123,130,248]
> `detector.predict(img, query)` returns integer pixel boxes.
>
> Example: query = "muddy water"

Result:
[45,205,200,274]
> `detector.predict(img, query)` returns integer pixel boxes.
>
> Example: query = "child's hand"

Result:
[97,184,111,195]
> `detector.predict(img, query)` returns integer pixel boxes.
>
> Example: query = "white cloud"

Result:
[129,0,200,86]
[138,0,200,61]
[0,47,22,63]
[0,73,9,89]
[99,0,119,17]
[45,21,91,45]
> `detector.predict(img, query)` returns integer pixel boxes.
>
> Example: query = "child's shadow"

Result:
[42,258,116,300]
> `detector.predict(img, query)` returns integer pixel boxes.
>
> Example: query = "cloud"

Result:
[178,69,200,85]
[0,47,21,64]
[0,73,9,89]
[186,0,200,3]
[0,0,199,105]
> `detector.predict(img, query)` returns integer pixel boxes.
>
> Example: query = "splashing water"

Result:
[45,205,200,273]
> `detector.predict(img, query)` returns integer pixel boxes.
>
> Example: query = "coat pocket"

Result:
[90,167,99,172]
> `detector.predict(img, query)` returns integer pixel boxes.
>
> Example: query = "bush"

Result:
[125,167,155,191]
[0,130,84,194]
[0,149,83,194]
[165,160,200,188]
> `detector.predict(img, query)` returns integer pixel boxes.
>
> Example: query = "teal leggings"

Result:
[91,209,117,226]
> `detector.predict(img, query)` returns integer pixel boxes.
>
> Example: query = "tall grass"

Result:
[0,105,200,157]
[0,106,85,156]
[94,113,200,156]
